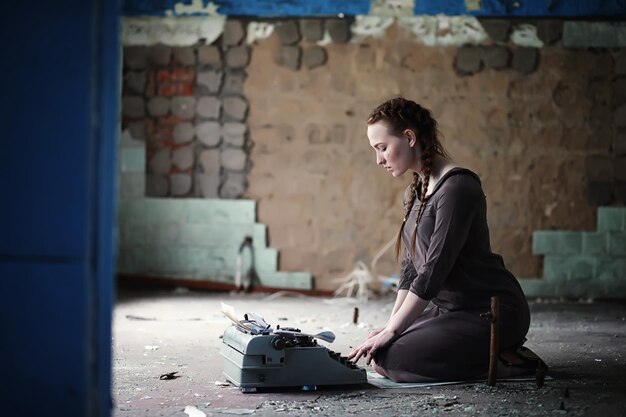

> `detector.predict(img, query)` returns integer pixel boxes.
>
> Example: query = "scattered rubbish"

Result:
[214,380,231,387]
[199,402,211,408]
[140,396,152,400]
[184,405,207,417]
[144,345,159,350]
[159,371,180,380]
[126,315,157,321]
[213,408,256,415]
[277,317,288,321]
[595,359,602,362]
[353,307,359,324]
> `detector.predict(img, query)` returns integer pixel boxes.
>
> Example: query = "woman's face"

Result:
[367,121,419,177]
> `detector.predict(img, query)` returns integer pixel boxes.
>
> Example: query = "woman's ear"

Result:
[404,129,417,147]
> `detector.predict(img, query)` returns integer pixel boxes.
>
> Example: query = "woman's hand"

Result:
[347,329,396,365]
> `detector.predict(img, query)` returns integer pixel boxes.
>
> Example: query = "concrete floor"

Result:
[113,288,626,417]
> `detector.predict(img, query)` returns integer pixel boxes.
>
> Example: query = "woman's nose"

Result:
[376,153,385,165]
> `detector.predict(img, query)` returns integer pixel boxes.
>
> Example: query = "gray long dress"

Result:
[375,167,530,380]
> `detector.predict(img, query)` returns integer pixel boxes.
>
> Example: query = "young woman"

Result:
[347,97,545,382]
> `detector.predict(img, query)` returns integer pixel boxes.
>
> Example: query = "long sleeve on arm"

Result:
[409,178,481,300]
[399,250,417,291]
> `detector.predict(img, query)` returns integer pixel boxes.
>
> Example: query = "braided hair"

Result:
[367,97,450,260]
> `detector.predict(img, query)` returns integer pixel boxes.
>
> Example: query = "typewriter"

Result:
[220,306,367,393]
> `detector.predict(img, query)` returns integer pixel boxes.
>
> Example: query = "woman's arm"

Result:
[349,292,429,364]
[391,289,409,316]
[366,289,409,339]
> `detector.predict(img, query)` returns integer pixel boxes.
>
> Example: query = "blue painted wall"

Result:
[0,0,121,416]
[123,0,626,17]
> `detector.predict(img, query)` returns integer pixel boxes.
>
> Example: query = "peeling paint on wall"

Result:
[167,0,220,16]
[370,0,415,17]
[510,24,544,48]
[121,16,225,46]
[246,22,275,44]
[351,16,394,40]
[397,15,487,46]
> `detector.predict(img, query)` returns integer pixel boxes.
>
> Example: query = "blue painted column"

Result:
[0,1,120,416]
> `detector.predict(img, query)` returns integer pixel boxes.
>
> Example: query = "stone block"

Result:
[595,257,620,281]
[563,21,626,48]
[196,121,221,147]
[119,172,145,199]
[542,256,566,281]
[482,46,509,70]
[122,96,145,118]
[121,147,146,173]
[196,174,220,198]
[532,230,559,255]
[518,278,556,299]
[225,46,250,69]
[511,47,539,74]
[614,183,626,204]
[173,122,195,144]
[587,182,613,206]
[197,70,223,94]
[147,97,170,117]
[258,272,313,290]
[536,20,562,45]
[223,20,245,46]
[275,20,301,45]
[454,46,483,76]
[597,207,625,231]
[567,256,597,281]
[173,47,196,66]
[146,174,169,196]
[200,149,221,175]
[326,18,351,43]
[300,19,323,42]
[221,148,247,171]
[582,232,608,255]
[172,146,194,170]
[196,96,221,119]
[124,46,148,70]
[276,46,301,71]
[302,46,327,69]
[586,155,615,182]
[220,171,247,198]
[149,44,172,66]
[170,173,192,196]
[149,148,171,174]
[614,131,626,155]
[558,231,583,255]
[615,105,626,127]
[615,50,626,75]
[186,199,256,223]
[198,45,222,67]
[223,72,246,94]
[615,157,626,181]
[608,231,626,255]
[171,97,196,119]
[127,121,146,142]
[613,78,626,108]
[478,19,511,42]
[223,96,248,121]
[124,71,147,95]
[222,122,246,147]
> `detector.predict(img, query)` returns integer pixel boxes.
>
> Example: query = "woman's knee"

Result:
[372,361,389,378]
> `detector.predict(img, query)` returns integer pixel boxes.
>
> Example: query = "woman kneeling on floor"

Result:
[347,97,546,382]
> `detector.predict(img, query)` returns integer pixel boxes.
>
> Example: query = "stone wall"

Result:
[119,15,626,294]
[243,20,626,290]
